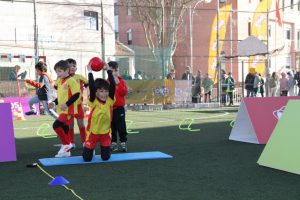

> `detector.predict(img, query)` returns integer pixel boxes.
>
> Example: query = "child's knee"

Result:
[100,146,111,161]
[101,153,110,161]
[82,147,93,162]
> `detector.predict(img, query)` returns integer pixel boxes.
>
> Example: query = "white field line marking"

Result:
[14,111,230,129]
[131,111,229,124]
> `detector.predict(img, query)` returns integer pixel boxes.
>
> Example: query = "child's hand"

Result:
[60,103,68,111]
[48,102,55,109]
[103,62,111,71]
[87,63,92,72]
[114,77,120,84]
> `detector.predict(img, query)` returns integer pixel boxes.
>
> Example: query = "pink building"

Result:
[116,0,238,80]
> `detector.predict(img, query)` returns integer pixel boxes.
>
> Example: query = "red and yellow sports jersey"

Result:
[86,97,115,135]
[56,77,80,115]
[71,74,88,104]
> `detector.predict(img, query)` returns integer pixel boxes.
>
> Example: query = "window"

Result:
[286,55,291,69]
[114,2,119,16]
[127,29,132,45]
[127,4,132,16]
[291,0,294,9]
[115,32,119,41]
[283,0,285,11]
[286,28,291,40]
[84,11,98,30]
[298,0,300,11]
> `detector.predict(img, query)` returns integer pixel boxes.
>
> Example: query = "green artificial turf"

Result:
[1,107,300,200]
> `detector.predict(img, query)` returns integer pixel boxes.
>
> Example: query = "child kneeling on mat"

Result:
[82,62,115,161]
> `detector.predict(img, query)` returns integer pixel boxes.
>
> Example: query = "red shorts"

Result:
[84,133,111,149]
[74,104,84,119]
[57,114,74,125]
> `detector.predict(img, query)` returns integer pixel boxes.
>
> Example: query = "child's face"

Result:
[55,68,69,79]
[96,88,109,101]
[36,69,43,76]
[112,68,119,77]
[69,64,77,75]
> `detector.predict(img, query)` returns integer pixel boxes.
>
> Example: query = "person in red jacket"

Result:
[108,61,129,152]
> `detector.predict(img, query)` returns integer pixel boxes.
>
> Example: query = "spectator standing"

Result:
[268,72,278,96]
[279,72,289,96]
[253,72,260,97]
[166,69,176,80]
[203,73,214,103]
[221,71,227,106]
[225,72,235,106]
[181,66,194,82]
[245,72,255,97]
[259,73,265,97]
[287,71,296,96]
[294,71,300,96]
[192,70,202,103]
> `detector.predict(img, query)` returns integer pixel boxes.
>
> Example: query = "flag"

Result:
[276,0,282,27]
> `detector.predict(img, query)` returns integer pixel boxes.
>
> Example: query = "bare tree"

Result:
[120,0,209,78]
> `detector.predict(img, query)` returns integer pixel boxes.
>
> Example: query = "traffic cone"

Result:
[16,105,25,120]
[85,106,91,118]
[48,176,70,186]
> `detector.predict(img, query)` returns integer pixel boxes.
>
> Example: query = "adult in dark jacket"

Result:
[245,72,255,97]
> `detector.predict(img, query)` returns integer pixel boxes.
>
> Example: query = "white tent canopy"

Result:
[237,36,267,57]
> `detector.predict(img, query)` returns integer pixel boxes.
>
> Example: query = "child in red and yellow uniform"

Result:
[108,61,129,152]
[49,60,80,158]
[82,62,115,161]
[66,58,88,148]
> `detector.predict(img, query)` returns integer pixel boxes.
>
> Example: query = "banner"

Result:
[126,80,175,104]
[0,97,39,117]
[249,0,273,75]
[207,4,232,82]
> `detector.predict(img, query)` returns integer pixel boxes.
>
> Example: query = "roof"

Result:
[115,41,135,57]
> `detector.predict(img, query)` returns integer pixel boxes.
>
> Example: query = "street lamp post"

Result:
[101,0,105,78]
[217,0,221,104]
[33,0,38,64]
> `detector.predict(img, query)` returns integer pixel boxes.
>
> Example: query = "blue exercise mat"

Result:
[39,151,173,167]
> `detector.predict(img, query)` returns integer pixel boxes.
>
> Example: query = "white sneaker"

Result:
[110,142,118,151]
[120,142,127,152]
[55,144,72,157]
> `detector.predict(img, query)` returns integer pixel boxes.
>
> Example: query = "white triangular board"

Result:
[229,100,259,144]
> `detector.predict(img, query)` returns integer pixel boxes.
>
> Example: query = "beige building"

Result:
[0,0,116,80]
[237,0,300,81]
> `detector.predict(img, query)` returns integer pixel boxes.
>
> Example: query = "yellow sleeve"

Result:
[54,79,61,87]
[79,74,88,85]
[107,97,115,106]
[69,78,80,95]
[87,99,94,108]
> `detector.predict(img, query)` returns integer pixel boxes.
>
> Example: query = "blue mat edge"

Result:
[39,151,173,167]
